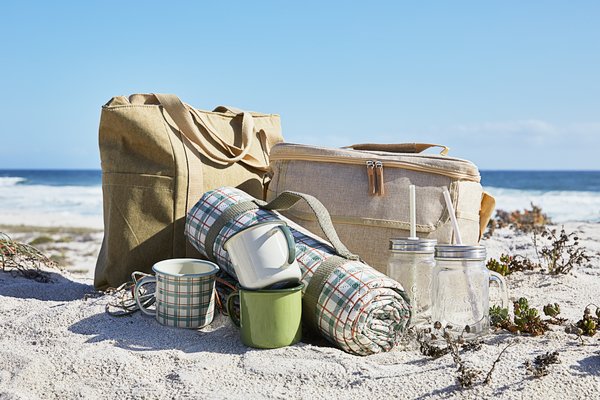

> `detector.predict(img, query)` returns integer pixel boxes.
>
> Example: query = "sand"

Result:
[0,223,599,399]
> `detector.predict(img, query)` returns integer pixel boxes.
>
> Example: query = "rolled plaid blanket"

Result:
[185,187,411,356]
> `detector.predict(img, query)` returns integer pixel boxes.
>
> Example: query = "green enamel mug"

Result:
[227,283,303,349]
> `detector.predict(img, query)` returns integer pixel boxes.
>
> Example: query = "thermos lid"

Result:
[389,238,437,252]
[434,245,487,260]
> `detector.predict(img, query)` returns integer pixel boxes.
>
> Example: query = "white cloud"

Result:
[453,119,558,137]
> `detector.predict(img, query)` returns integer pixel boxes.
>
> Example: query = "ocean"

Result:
[0,170,599,228]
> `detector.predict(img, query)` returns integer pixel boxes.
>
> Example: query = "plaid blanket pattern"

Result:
[185,187,411,355]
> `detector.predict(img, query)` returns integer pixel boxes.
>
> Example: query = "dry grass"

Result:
[0,232,58,282]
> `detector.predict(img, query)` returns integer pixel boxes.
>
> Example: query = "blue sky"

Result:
[0,1,599,170]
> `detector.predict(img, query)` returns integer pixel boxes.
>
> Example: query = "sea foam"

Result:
[0,177,27,186]
[484,186,600,223]
[0,181,103,228]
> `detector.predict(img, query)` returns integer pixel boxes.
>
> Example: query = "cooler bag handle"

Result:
[152,93,269,171]
[205,190,360,262]
[344,143,449,156]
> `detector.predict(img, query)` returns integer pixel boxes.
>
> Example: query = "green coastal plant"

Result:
[490,305,511,329]
[490,298,550,336]
[542,303,567,325]
[543,303,560,318]
[575,305,599,336]
[513,298,549,336]
[486,254,539,276]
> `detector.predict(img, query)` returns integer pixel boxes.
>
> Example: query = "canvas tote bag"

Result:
[94,93,283,290]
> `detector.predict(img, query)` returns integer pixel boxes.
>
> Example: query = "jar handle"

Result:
[489,271,509,309]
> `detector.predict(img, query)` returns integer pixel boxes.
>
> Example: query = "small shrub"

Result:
[485,203,551,237]
[534,227,591,274]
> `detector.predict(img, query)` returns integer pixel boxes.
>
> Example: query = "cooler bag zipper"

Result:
[271,153,480,197]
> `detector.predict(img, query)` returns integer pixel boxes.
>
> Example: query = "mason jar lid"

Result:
[434,245,486,260]
[389,237,437,253]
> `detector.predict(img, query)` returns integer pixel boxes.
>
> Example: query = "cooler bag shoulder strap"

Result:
[257,191,360,261]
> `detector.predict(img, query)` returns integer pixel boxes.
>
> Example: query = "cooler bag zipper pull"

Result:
[366,160,376,195]
[375,161,385,196]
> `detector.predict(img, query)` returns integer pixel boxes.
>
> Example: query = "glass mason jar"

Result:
[431,245,508,338]
[387,238,437,326]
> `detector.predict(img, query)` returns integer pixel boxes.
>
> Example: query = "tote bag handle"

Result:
[153,94,269,171]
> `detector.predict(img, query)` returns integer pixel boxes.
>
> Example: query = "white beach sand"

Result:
[0,222,599,399]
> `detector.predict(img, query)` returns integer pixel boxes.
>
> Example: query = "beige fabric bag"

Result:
[267,143,495,273]
[94,93,283,289]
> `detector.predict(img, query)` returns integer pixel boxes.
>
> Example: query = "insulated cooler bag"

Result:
[94,94,283,290]
[267,143,495,273]
[185,187,411,356]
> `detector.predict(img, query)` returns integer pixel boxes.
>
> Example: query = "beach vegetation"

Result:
[485,203,551,237]
[29,235,55,246]
[487,226,591,277]
[543,303,567,325]
[416,324,514,388]
[0,232,55,282]
[486,254,538,276]
[56,235,73,243]
[525,351,560,377]
[0,225,101,235]
[490,298,550,336]
[513,297,549,336]
[575,305,599,337]
[534,227,591,274]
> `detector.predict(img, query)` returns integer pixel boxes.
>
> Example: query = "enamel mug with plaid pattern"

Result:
[134,258,219,328]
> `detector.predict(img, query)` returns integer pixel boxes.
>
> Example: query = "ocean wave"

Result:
[0,176,27,186]
[484,186,600,223]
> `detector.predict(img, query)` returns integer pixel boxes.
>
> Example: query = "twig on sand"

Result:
[417,325,516,389]
[442,330,481,388]
[484,342,516,384]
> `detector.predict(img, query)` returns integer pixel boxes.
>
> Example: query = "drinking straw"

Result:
[409,184,417,240]
[442,187,462,245]
[443,186,479,327]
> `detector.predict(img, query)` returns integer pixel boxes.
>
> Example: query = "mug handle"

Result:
[227,291,241,327]
[135,276,157,316]
[489,271,509,309]
[277,225,296,267]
